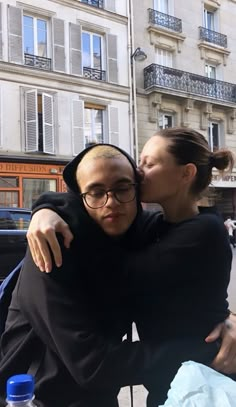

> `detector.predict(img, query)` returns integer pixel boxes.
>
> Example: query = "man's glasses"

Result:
[80,183,137,209]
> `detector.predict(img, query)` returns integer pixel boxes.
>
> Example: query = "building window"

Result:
[23,15,48,57]
[156,48,173,67]
[84,105,105,146]
[24,89,55,154]
[159,114,173,129]
[154,0,168,13]
[205,64,216,79]
[82,31,105,80]
[204,8,215,30]
[23,178,56,208]
[208,122,220,151]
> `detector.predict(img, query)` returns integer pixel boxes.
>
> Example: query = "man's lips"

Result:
[103,213,123,221]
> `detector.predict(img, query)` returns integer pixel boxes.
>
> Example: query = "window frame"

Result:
[82,30,104,71]
[84,104,105,145]
[23,13,50,58]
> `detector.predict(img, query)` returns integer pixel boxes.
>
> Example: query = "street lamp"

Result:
[130,47,147,163]
[131,47,147,62]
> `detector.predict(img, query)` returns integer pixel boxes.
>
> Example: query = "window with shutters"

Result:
[205,63,216,79]
[208,122,221,151]
[84,105,105,146]
[82,31,106,80]
[23,14,51,70]
[24,89,55,154]
[154,0,168,13]
[155,48,173,67]
[159,114,173,129]
[203,8,215,31]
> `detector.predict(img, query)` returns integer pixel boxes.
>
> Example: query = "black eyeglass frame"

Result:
[80,183,138,209]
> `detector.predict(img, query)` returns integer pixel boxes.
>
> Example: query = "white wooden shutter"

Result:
[104,0,116,12]
[53,18,66,72]
[0,3,3,60]
[42,93,54,154]
[109,106,119,146]
[72,100,84,155]
[107,34,118,83]
[8,5,23,64]
[69,23,82,76]
[25,89,38,152]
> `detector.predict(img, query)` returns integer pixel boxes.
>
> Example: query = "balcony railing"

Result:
[199,27,227,48]
[24,53,51,70]
[83,66,106,81]
[148,8,182,33]
[81,0,104,8]
[144,64,236,103]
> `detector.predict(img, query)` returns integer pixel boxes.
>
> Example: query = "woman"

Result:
[27,128,236,404]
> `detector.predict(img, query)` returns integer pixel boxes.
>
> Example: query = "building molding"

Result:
[147,26,186,53]
[0,62,129,100]
[148,92,162,123]
[16,2,56,16]
[198,43,230,66]
[49,0,128,25]
[181,98,195,127]
[227,108,236,134]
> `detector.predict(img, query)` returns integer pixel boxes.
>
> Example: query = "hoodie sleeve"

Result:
[17,246,167,391]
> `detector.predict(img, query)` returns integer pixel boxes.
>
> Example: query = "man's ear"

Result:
[182,163,197,183]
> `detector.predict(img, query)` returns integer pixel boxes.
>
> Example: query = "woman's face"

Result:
[139,135,187,204]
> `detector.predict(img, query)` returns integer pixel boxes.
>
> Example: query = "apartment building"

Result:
[133,0,236,217]
[0,0,132,208]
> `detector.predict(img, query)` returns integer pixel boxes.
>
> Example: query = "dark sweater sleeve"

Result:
[128,213,231,338]
[31,191,81,233]
[16,247,168,391]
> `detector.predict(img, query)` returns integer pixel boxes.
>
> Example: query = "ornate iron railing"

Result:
[24,53,51,70]
[144,64,236,103]
[81,0,103,8]
[148,8,182,33]
[83,66,106,81]
[199,27,227,48]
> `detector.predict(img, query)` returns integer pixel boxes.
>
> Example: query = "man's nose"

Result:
[105,192,120,206]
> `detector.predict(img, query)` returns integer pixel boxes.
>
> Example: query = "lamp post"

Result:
[130,47,147,163]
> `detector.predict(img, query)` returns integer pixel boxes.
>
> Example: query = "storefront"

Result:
[0,160,68,209]
[211,172,236,220]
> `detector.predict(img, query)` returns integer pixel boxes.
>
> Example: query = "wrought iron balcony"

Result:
[199,27,227,48]
[148,8,182,33]
[81,0,103,8]
[83,66,106,81]
[24,53,51,70]
[144,64,236,103]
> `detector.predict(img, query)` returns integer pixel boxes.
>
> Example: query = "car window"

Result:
[0,216,10,230]
[10,212,31,230]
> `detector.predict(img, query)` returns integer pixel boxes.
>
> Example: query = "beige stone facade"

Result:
[132,0,236,216]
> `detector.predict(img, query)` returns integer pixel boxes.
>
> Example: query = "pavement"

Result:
[118,249,236,406]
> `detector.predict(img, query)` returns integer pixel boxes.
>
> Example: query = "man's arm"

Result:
[18,247,165,390]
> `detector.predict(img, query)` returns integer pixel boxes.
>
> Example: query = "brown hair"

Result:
[155,127,235,196]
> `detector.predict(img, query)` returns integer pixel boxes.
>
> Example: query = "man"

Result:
[0,144,166,407]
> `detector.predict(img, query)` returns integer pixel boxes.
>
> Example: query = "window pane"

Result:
[82,33,91,67]
[23,178,56,209]
[0,191,19,207]
[84,108,103,144]
[94,109,103,142]
[212,123,219,149]
[0,177,18,188]
[10,212,31,230]
[24,16,34,54]
[37,19,47,57]
[93,35,101,69]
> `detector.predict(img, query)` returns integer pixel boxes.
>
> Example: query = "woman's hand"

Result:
[26,209,74,273]
[205,313,236,374]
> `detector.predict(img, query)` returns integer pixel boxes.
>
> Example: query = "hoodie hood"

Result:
[63,143,140,194]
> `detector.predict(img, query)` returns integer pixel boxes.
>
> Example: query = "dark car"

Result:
[0,208,31,282]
